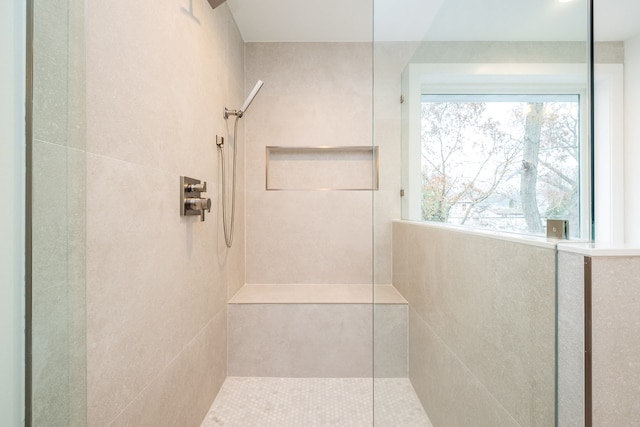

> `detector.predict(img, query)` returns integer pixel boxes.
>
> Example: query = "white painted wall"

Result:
[625,34,640,245]
[0,0,25,425]
[594,64,625,244]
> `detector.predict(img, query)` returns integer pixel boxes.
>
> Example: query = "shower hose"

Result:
[217,115,240,248]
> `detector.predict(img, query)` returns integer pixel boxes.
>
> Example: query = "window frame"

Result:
[593,63,624,244]
[401,62,591,239]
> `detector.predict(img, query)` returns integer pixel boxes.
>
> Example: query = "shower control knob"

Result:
[185,197,212,221]
[186,182,207,193]
[180,177,212,221]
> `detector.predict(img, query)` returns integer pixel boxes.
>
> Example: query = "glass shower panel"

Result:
[223,2,378,425]
[373,0,590,425]
[30,0,86,424]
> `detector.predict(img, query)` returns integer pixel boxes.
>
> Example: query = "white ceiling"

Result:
[226,0,372,42]
[226,0,639,43]
[594,0,640,41]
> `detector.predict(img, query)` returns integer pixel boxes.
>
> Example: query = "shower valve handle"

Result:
[180,176,211,222]
[186,182,207,193]
[186,197,212,221]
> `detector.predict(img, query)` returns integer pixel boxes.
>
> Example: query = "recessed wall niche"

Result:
[265,146,379,191]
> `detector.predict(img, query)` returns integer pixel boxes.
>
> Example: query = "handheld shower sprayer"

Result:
[223,80,264,119]
[218,80,264,248]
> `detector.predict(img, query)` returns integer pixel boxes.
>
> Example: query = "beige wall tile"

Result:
[394,222,556,426]
[31,141,82,425]
[31,0,88,421]
[409,308,519,427]
[32,141,69,292]
[243,41,412,287]
[374,304,408,378]
[33,0,69,147]
[31,284,72,426]
[557,251,585,426]
[85,2,244,425]
[246,191,373,284]
[592,256,640,426]
[230,283,405,304]
[228,304,374,377]
[372,42,421,284]
[86,147,231,423]
[86,0,239,177]
[245,43,375,285]
[109,311,227,427]
[373,189,398,284]
[409,41,587,64]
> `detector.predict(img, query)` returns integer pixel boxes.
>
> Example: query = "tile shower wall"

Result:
[1,1,25,425]
[373,42,421,287]
[393,222,556,427]
[85,1,244,425]
[244,42,376,285]
[556,251,585,426]
[31,0,86,424]
[557,250,640,425]
[591,256,640,425]
[242,42,418,285]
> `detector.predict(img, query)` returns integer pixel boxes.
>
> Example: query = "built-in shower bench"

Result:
[227,284,408,378]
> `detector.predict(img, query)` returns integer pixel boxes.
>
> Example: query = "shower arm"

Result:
[223,107,243,119]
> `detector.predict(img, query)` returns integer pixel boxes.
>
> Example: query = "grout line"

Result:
[105,309,225,426]
[410,306,524,427]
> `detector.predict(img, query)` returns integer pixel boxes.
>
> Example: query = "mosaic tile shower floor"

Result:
[201,377,432,426]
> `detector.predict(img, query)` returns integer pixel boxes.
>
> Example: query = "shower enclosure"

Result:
[27,0,592,425]
[375,1,590,426]
[28,0,86,425]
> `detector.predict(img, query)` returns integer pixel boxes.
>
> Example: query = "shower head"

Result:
[240,80,264,114]
[224,80,264,119]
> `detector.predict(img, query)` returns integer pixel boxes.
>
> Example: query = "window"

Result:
[420,94,580,236]
[401,63,589,238]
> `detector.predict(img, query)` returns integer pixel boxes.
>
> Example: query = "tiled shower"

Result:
[26,0,640,426]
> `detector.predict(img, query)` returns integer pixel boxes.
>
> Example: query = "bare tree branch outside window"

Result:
[421,96,580,236]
